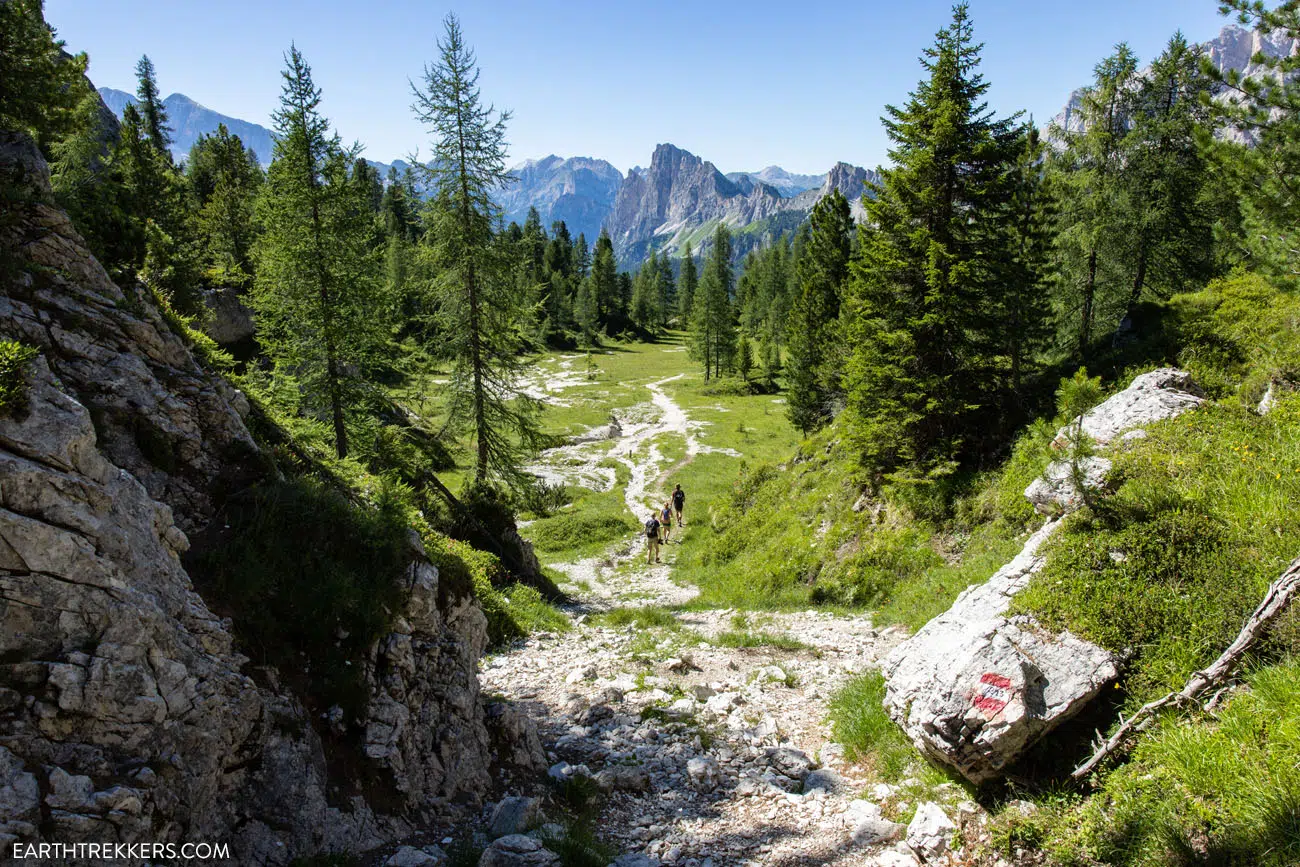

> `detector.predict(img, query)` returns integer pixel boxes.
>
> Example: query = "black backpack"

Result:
[673,490,685,508]
[645,518,659,538]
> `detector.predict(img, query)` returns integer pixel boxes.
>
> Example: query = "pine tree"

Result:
[844,4,1022,477]
[677,242,698,324]
[411,14,541,487]
[252,46,383,459]
[689,224,736,380]
[134,55,172,156]
[573,232,591,278]
[736,334,754,382]
[0,0,89,147]
[187,124,263,285]
[786,190,852,434]
[590,230,620,326]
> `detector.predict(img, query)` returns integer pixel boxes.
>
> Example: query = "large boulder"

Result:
[1025,368,1205,514]
[884,369,1206,784]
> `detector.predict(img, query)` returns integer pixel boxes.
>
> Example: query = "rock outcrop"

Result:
[883,369,1206,784]
[1,130,494,862]
[1025,368,1206,514]
[498,155,624,245]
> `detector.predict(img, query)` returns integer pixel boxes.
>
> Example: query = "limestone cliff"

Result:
[0,131,495,863]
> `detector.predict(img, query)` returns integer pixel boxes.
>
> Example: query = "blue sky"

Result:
[45,0,1230,176]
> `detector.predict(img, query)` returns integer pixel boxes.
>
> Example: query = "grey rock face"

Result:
[499,155,624,244]
[1025,368,1205,514]
[0,131,493,862]
[200,286,256,345]
[906,802,956,862]
[489,796,542,839]
[886,369,1206,784]
[478,834,561,867]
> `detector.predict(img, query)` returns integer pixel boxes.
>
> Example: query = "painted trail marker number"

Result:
[973,672,1013,716]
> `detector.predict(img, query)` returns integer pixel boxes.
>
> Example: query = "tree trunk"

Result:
[1080,246,1098,361]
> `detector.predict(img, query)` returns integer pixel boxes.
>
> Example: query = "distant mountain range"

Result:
[96,86,879,264]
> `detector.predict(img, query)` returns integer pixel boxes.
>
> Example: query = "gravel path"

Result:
[452,381,983,867]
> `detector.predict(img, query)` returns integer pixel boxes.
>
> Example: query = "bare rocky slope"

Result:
[0,130,510,863]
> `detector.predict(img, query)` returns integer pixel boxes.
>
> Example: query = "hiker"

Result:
[672,484,686,527]
[645,512,661,564]
[660,501,674,544]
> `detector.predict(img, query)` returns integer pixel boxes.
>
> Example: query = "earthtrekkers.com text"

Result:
[12,842,231,861]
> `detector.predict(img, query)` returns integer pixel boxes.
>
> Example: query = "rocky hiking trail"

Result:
[384,378,981,867]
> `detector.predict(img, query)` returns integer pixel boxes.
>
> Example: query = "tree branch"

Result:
[1072,554,1300,780]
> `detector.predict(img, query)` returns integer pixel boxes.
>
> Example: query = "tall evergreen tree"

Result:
[689,224,736,380]
[677,242,698,324]
[590,230,620,325]
[0,0,89,147]
[786,190,852,434]
[411,14,540,487]
[1049,44,1138,359]
[252,46,382,459]
[134,55,172,156]
[187,124,263,285]
[844,4,1022,477]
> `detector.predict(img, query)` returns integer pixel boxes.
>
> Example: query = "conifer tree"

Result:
[573,232,590,278]
[411,14,540,487]
[590,230,620,325]
[677,242,698,324]
[1049,44,1138,359]
[187,124,263,285]
[786,190,852,434]
[689,224,736,380]
[844,4,1022,477]
[252,46,382,459]
[134,55,172,156]
[0,0,89,147]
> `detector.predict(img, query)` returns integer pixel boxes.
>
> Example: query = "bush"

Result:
[186,479,409,721]
[0,339,38,416]
[528,510,635,553]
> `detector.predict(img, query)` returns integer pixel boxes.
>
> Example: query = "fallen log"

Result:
[1072,554,1300,780]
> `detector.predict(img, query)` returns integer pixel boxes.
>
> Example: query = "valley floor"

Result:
[384,344,978,866]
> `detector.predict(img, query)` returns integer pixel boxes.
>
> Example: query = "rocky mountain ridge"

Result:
[499,155,624,243]
[1051,23,1300,142]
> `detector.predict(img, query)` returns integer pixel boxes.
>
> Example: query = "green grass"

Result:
[827,671,927,782]
[592,606,682,630]
[0,339,38,416]
[1030,660,1300,866]
[1014,393,1300,705]
[713,630,811,651]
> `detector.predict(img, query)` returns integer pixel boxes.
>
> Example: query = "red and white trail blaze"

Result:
[972,672,1013,717]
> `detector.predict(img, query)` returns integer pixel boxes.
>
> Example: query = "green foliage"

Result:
[845,4,1032,478]
[713,631,810,651]
[253,46,385,460]
[1040,660,1300,866]
[186,479,409,720]
[411,15,543,487]
[786,190,851,434]
[187,123,263,286]
[0,340,39,416]
[592,606,681,631]
[0,0,89,147]
[689,224,736,380]
[828,672,923,781]
[1055,367,1104,510]
[1015,393,1300,703]
[528,511,636,553]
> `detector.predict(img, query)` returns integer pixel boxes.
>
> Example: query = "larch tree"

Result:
[252,46,383,459]
[677,242,698,324]
[411,13,541,488]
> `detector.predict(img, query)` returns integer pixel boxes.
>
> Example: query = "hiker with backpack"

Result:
[660,501,674,544]
[672,484,686,527]
[645,512,661,564]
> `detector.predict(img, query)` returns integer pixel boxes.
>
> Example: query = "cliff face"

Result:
[0,131,495,862]
[499,155,623,244]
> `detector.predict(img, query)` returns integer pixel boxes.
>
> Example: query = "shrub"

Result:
[0,339,38,416]
[528,511,635,553]
[186,479,409,721]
